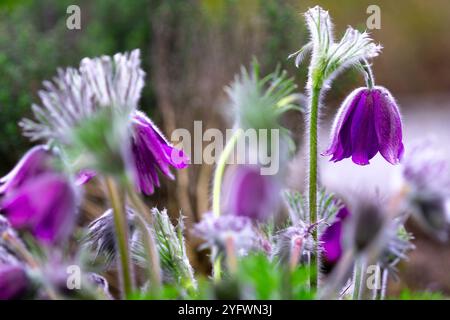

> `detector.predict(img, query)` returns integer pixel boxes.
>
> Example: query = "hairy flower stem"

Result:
[362,59,375,89]
[212,129,242,217]
[105,176,134,298]
[126,185,162,290]
[380,268,389,300]
[211,129,242,281]
[225,236,237,275]
[352,259,363,300]
[212,247,222,282]
[308,85,321,288]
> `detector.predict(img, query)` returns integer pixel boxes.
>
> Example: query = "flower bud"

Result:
[222,166,280,222]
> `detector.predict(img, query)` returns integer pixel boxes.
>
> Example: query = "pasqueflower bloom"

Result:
[324,86,404,165]
[321,206,350,266]
[222,166,279,221]
[0,145,51,195]
[0,265,29,300]
[0,173,77,244]
[20,49,188,195]
[131,111,188,195]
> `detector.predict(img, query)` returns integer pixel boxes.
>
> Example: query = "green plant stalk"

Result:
[212,129,242,217]
[308,85,321,288]
[362,59,375,89]
[105,176,134,298]
[126,184,162,290]
[380,268,389,300]
[352,259,363,300]
[211,129,242,281]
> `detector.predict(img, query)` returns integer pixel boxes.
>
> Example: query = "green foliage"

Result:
[397,289,446,300]
[0,0,153,171]
[149,208,196,291]
[236,253,315,300]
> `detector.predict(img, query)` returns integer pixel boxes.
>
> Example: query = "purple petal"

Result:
[321,206,351,264]
[75,169,96,186]
[323,88,365,162]
[0,265,28,300]
[350,91,379,165]
[131,111,189,195]
[1,173,77,245]
[373,86,404,164]
[0,145,51,195]
[223,166,279,221]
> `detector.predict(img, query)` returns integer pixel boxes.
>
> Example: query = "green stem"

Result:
[308,86,321,288]
[362,59,375,89]
[126,184,162,291]
[352,258,363,300]
[211,129,241,282]
[212,129,242,217]
[105,176,134,299]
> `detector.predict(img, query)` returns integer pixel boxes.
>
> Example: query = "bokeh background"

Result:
[1,0,450,296]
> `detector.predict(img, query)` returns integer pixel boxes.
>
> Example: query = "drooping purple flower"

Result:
[0,265,28,300]
[321,207,350,266]
[131,111,189,195]
[0,173,77,245]
[222,166,279,221]
[0,145,51,195]
[323,86,404,165]
[20,50,189,196]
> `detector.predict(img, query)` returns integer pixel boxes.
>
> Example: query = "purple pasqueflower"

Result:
[0,145,51,195]
[0,145,93,190]
[320,206,350,266]
[0,173,77,245]
[131,111,189,195]
[222,166,279,221]
[323,86,404,165]
[0,265,29,300]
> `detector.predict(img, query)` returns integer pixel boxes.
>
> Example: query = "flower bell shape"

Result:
[320,207,350,267]
[131,111,189,195]
[0,145,51,195]
[323,86,404,165]
[222,166,279,221]
[0,173,77,245]
[0,265,29,300]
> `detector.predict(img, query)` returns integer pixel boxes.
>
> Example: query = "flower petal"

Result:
[350,91,379,165]
[373,86,404,164]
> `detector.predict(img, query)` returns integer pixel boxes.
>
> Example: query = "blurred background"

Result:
[1,0,450,296]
